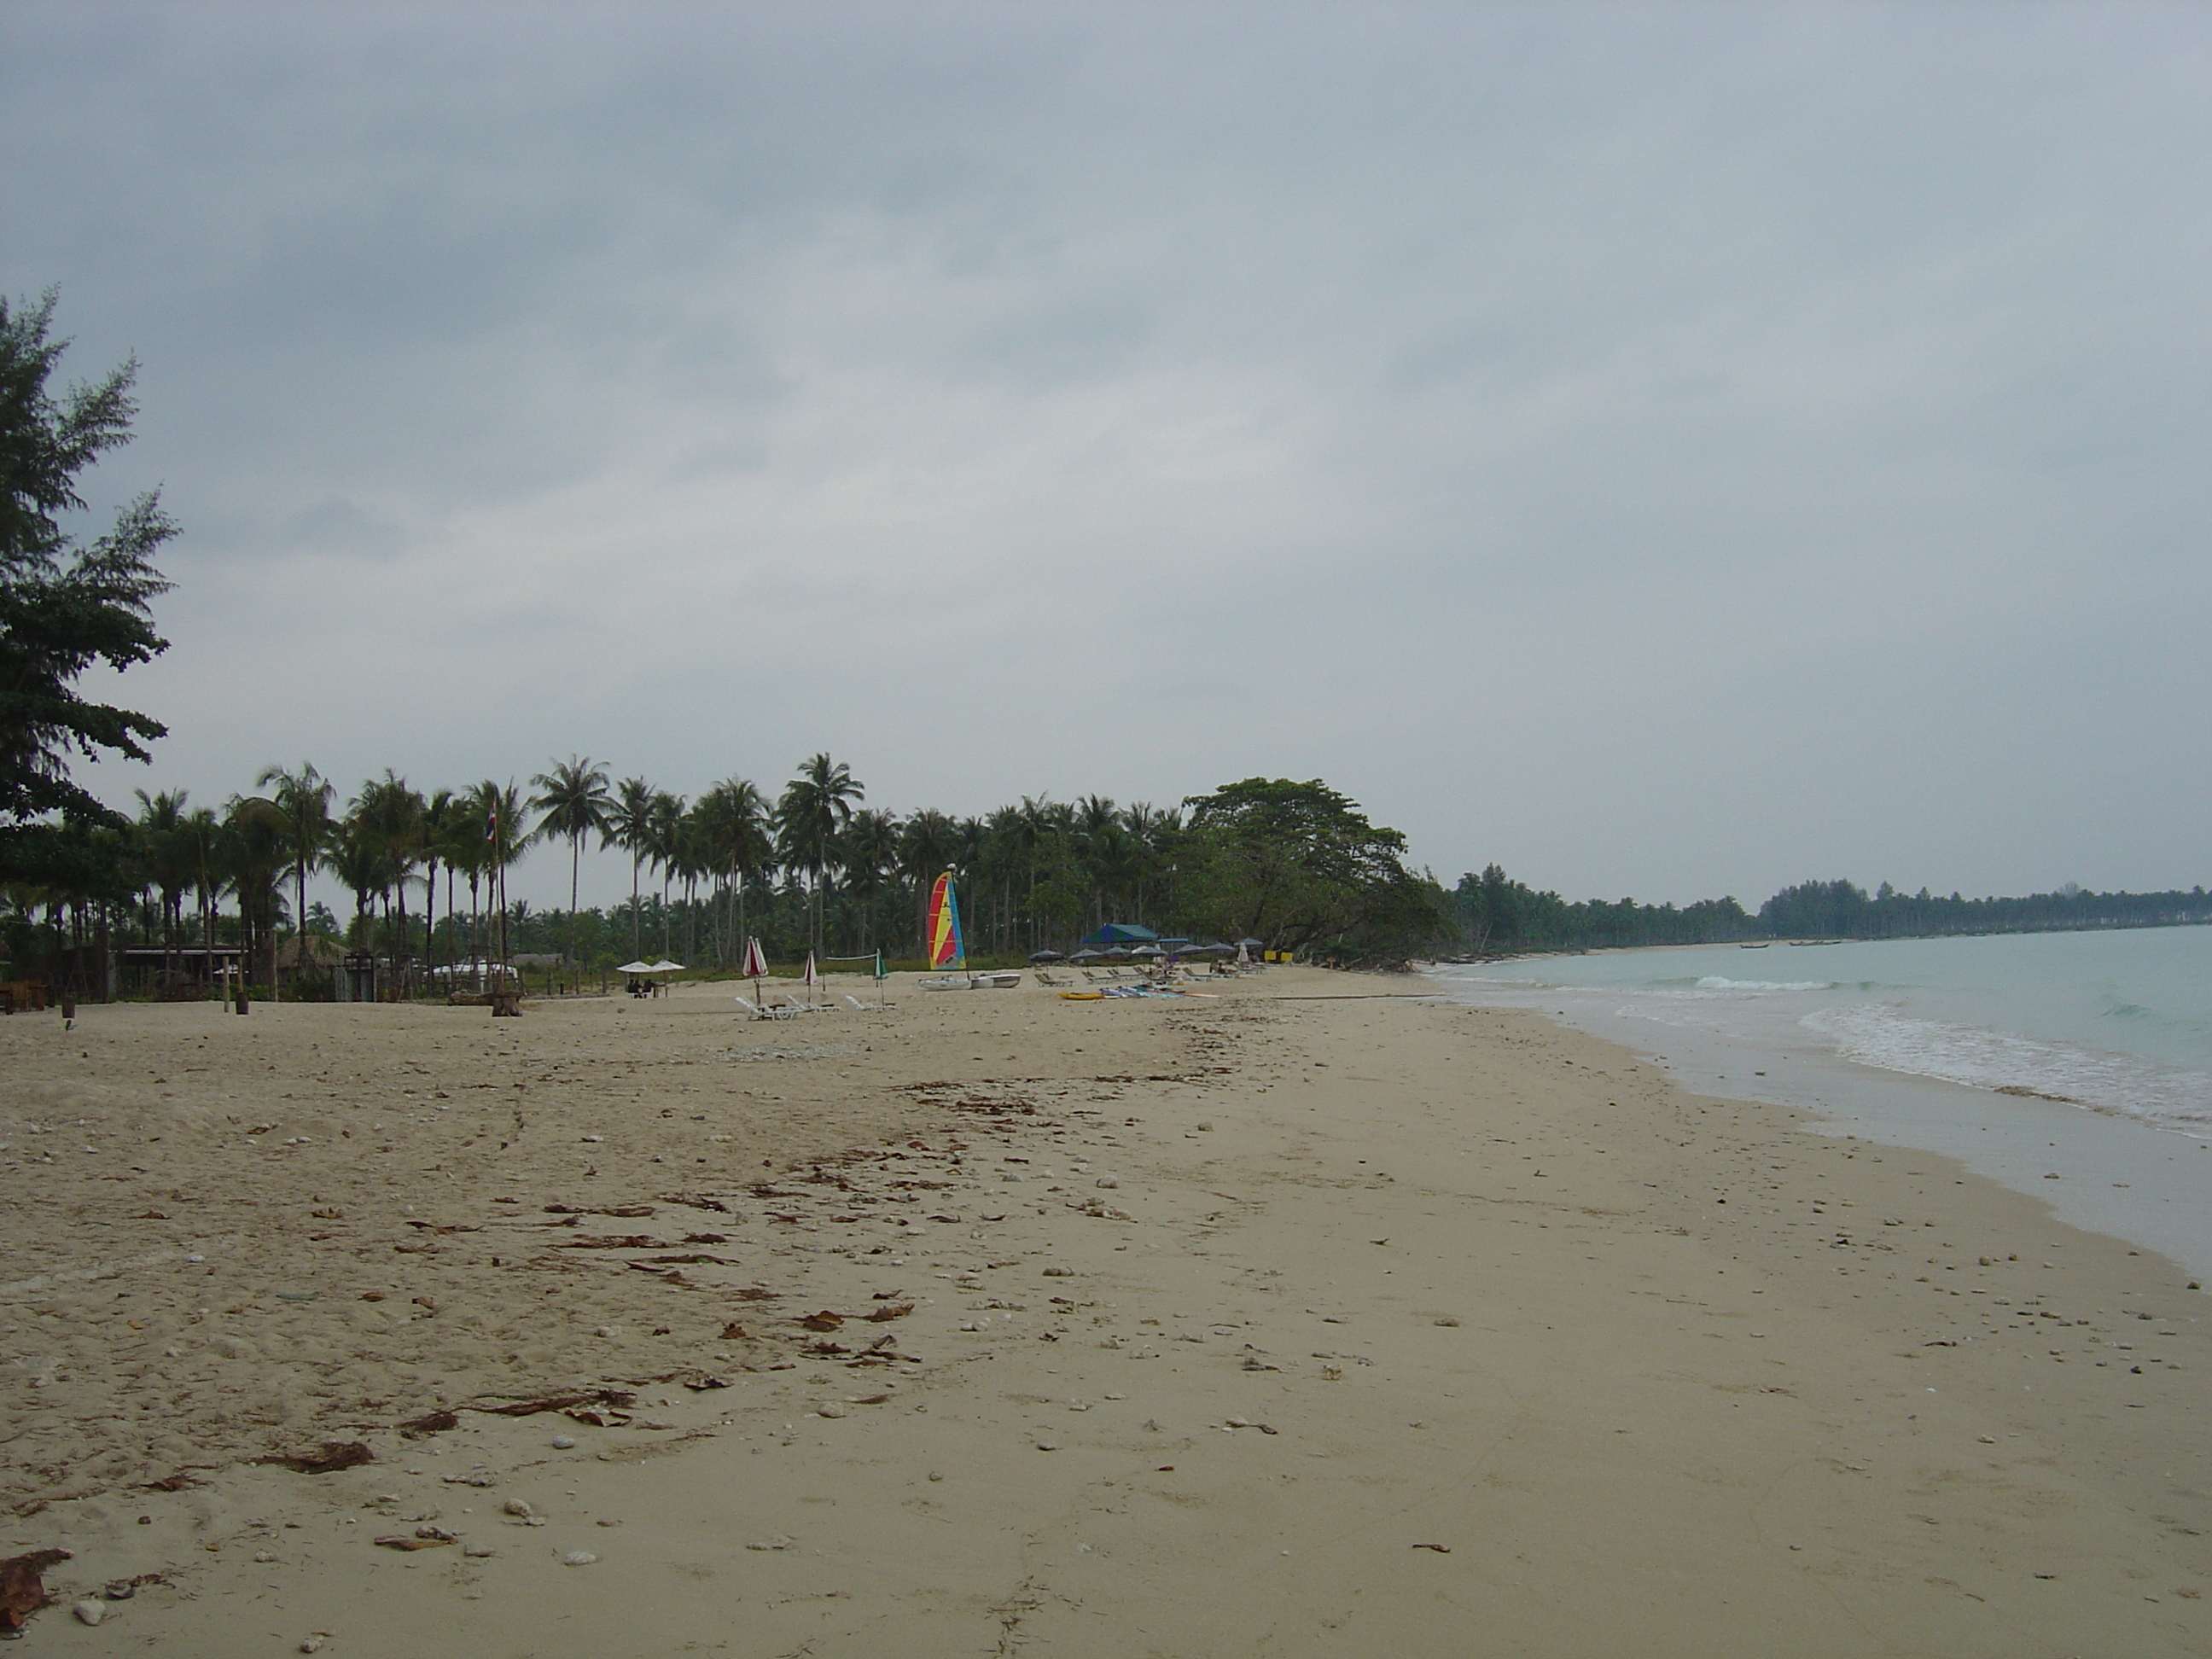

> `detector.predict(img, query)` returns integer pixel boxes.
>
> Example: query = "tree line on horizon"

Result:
[1452,867,2212,953]
[3,759,1454,993]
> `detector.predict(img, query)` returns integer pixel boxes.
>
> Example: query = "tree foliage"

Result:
[1177,777,1447,956]
[0,290,175,882]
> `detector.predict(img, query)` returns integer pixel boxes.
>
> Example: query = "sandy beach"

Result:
[4,968,2209,1656]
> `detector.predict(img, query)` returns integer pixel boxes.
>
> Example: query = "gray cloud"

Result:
[8,1,2208,909]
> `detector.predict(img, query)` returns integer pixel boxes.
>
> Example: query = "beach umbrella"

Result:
[1102,946,1132,961]
[739,938,767,978]
[1236,940,1251,967]
[1131,944,1166,958]
[802,951,818,995]
[1069,948,1102,961]
[648,959,683,973]
[616,960,654,975]
[1028,949,1065,962]
[1237,937,1266,949]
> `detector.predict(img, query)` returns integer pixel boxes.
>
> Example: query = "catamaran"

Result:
[916,871,1020,990]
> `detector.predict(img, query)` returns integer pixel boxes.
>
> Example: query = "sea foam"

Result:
[1803,1004,2212,1133]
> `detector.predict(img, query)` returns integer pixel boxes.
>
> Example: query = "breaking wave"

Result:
[1693,976,1833,992]
[1802,1004,2212,1133]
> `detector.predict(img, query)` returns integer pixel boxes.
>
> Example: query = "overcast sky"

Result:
[7,2,2208,911]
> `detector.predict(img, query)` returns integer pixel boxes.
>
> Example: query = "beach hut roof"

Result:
[275,935,346,969]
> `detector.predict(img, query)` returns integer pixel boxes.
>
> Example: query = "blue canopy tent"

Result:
[1080,923,1160,946]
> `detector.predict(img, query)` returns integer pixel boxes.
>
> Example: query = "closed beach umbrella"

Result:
[740,937,767,979]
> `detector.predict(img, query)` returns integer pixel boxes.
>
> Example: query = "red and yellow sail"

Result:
[927,871,964,969]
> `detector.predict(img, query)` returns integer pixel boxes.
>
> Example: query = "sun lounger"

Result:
[842,993,882,1011]
[734,993,792,1021]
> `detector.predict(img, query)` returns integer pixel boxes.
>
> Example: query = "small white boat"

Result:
[917,970,1022,992]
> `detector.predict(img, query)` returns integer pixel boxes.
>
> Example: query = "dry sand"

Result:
[3,967,2209,1656]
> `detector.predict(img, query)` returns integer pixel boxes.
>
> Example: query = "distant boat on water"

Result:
[1739,941,1770,948]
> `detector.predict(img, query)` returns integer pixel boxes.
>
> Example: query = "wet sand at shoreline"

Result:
[4,969,2209,1656]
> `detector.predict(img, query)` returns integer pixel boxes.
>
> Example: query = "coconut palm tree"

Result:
[223,795,289,992]
[692,777,770,967]
[329,813,384,950]
[838,806,901,956]
[529,755,610,968]
[645,790,686,958]
[179,806,224,969]
[899,808,960,958]
[255,763,335,998]
[469,780,528,973]
[132,788,191,967]
[604,776,656,960]
[417,788,460,975]
[352,772,426,975]
[777,754,862,958]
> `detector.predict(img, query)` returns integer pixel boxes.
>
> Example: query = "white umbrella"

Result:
[617,960,655,975]
[648,959,683,973]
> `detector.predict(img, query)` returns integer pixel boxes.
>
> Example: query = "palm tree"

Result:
[692,777,770,966]
[256,763,335,998]
[529,755,610,968]
[179,806,225,973]
[132,788,191,969]
[352,772,426,975]
[223,795,289,992]
[604,776,656,960]
[470,780,528,974]
[329,813,385,950]
[777,753,862,958]
[838,806,901,956]
[645,790,686,958]
[418,788,459,975]
[899,808,960,959]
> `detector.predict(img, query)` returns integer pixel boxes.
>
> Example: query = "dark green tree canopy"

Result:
[1,289,175,872]
[1179,777,1441,953]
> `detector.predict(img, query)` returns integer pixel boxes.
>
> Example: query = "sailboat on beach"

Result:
[917,870,1021,990]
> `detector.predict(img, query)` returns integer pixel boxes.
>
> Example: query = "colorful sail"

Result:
[927,871,964,969]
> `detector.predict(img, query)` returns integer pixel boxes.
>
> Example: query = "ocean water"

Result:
[1429,928,2212,1277]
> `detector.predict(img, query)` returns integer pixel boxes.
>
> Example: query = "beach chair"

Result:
[735,993,792,1021]
[842,993,882,1012]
